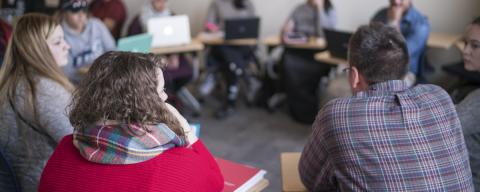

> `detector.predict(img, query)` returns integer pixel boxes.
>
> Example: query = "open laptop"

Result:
[324,29,353,60]
[147,15,191,47]
[117,33,153,53]
[224,17,260,40]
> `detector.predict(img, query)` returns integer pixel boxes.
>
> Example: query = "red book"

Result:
[215,157,267,192]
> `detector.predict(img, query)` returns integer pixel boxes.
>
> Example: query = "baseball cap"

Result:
[60,0,88,12]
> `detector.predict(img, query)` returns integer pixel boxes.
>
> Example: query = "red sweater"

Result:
[39,135,224,192]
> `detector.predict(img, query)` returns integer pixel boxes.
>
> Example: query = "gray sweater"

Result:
[0,77,73,192]
[456,89,480,191]
[205,0,256,30]
[62,18,116,84]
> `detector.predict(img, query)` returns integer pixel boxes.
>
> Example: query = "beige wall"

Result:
[123,0,479,36]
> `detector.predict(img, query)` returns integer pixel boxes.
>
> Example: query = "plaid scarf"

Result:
[73,123,187,164]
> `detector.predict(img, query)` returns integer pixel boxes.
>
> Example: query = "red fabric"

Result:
[90,0,127,39]
[39,135,224,192]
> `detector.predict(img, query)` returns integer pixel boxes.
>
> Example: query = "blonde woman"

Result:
[0,13,74,191]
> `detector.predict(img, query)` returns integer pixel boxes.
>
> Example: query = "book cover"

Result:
[215,157,267,192]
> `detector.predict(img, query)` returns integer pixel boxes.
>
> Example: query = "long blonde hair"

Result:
[0,13,74,121]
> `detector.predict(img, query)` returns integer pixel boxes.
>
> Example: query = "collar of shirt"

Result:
[355,80,410,97]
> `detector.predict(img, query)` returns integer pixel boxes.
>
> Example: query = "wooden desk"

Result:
[78,40,205,75]
[281,152,306,192]
[197,32,258,46]
[150,39,204,55]
[314,51,347,65]
[262,35,326,50]
[247,179,269,192]
[427,32,462,49]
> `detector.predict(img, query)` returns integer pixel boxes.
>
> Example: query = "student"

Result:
[127,0,193,108]
[39,52,224,192]
[0,18,11,64]
[456,16,480,191]
[200,0,256,119]
[89,0,127,40]
[59,0,115,84]
[372,0,430,81]
[0,13,74,191]
[298,23,473,191]
[280,0,336,124]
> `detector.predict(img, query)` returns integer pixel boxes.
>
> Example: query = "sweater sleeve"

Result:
[35,78,74,143]
[191,140,224,191]
[456,89,480,136]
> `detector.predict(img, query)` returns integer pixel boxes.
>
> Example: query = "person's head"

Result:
[151,0,168,12]
[69,51,184,137]
[60,0,89,31]
[0,13,73,117]
[233,0,247,9]
[463,17,480,72]
[389,0,411,10]
[347,22,409,93]
[307,0,333,11]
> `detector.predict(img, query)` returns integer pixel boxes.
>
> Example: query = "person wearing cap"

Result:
[59,0,115,84]
[89,0,127,40]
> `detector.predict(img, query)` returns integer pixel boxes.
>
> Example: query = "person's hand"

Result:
[387,5,404,27]
[103,17,116,31]
[311,0,324,11]
[166,55,180,70]
[165,103,198,146]
[205,22,220,33]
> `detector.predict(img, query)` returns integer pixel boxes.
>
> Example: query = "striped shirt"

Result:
[299,80,474,191]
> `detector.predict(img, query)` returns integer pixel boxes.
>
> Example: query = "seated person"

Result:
[0,13,74,191]
[200,0,256,119]
[372,0,430,81]
[39,52,224,192]
[59,0,116,84]
[299,22,473,191]
[0,18,11,64]
[456,16,480,191]
[280,0,336,124]
[128,0,193,107]
[89,0,127,40]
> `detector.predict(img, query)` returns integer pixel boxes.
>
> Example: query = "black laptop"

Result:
[324,29,353,60]
[224,17,260,40]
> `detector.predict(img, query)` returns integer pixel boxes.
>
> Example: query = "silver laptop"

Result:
[147,15,191,47]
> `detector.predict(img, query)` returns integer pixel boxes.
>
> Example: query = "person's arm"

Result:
[96,19,116,51]
[190,140,224,191]
[298,108,335,191]
[165,103,198,145]
[404,19,430,73]
[456,89,480,136]
[36,79,74,143]
[319,8,336,29]
[204,1,220,32]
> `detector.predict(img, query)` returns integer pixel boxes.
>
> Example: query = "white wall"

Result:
[123,0,480,36]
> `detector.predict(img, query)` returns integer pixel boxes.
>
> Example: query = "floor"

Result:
[188,97,311,192]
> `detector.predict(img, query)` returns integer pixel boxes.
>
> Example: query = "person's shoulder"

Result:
[372,7,389,19]
[413,84,448,96]
[36,77,70,94]
[88,17,105,27]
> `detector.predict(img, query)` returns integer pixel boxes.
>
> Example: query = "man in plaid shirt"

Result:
[299,22,474,191]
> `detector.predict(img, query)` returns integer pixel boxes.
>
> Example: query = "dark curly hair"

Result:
[69,51,184,137]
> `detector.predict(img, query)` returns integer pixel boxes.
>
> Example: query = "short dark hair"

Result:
[348,22,409,84]
[472,16,480,25]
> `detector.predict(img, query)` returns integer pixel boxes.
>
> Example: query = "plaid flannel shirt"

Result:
[299,80,474,191]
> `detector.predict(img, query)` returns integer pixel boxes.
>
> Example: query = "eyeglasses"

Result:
[342,67,352,74]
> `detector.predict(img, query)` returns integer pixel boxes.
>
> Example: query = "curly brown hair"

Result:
[69,51,184,136]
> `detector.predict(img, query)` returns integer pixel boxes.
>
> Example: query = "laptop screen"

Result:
[224,17,260,40]
[117,33,153,53]
[324,29,353,60]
